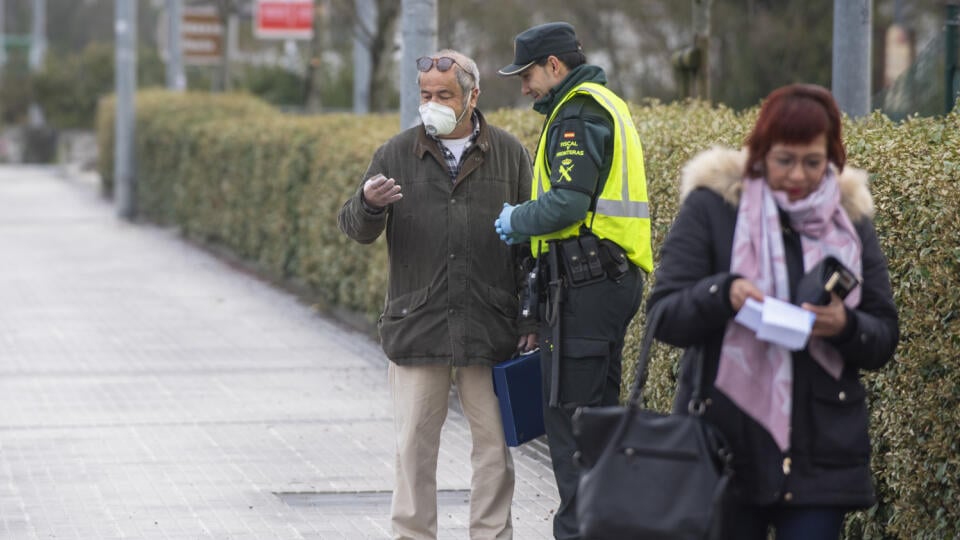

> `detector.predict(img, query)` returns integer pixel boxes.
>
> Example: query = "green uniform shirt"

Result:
[509,65,614,236]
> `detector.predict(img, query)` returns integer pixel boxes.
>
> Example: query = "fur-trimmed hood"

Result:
[679,146,875,223]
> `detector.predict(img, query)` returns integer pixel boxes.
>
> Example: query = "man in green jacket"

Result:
[496,23,652,539]
[338,49,535,540]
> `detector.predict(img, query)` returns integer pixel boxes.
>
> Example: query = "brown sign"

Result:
[182,5,223,65]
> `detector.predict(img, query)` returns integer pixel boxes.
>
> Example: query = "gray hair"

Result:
[417,49,480,96]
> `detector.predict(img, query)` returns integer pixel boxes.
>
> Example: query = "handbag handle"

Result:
[626,301,706,416]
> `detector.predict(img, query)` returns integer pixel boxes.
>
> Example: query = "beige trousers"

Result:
[389,363,515,540]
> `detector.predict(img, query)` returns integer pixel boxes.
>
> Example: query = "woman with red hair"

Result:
[647,84,899,539]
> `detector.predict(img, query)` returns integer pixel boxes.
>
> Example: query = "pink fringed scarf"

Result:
[715,171,862,451]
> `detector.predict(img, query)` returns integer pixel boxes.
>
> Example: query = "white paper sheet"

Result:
[734,297,763,332]
[734,296,815,351]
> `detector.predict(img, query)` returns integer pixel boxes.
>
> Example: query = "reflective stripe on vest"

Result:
[530,82,653,272]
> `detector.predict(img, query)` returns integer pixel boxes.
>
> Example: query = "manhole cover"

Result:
[275,489,471,508]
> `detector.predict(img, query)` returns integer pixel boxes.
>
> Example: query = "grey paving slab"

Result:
[0,166,558,539]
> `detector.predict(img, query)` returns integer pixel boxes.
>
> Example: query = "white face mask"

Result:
[419,100,468,136]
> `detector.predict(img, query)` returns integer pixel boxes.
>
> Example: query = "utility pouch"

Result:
[557,236,606,287]
[578,235,606,281]
[599,239,630,282]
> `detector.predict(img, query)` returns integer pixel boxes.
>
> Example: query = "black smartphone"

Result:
[824,261,860,300]
[796,256,861,305]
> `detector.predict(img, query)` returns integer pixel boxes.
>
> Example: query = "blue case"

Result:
[492,350,545,446]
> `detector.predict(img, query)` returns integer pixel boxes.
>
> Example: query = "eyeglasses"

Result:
[416,56,474,79]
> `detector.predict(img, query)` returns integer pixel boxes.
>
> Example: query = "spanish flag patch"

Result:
[563,131,576,139]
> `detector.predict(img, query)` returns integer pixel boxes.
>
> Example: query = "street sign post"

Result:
[254,0,314,40]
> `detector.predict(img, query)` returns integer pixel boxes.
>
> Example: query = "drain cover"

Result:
[275,489,470,508]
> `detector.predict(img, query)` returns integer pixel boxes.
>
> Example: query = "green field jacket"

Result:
[338,110,534,366]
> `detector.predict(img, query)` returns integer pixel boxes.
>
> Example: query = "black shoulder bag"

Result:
[572,302,733,540]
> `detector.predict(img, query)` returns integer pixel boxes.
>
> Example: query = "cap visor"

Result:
[498,60,535,76]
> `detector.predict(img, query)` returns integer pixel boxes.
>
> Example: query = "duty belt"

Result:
[542,236,631,286]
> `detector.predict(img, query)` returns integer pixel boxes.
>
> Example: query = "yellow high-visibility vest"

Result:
[530,82,652,272]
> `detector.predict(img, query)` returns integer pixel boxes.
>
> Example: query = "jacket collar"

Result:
[679,146,875,223]
[533,64,607,115]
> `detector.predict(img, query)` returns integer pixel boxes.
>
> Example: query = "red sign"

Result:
[255,0,314,40]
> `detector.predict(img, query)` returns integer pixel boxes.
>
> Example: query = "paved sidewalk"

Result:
[0,166,558,539]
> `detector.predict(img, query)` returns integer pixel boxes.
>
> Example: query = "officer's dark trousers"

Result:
[539,264,643,540]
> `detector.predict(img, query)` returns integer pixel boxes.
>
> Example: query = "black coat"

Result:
[647,148,899,508]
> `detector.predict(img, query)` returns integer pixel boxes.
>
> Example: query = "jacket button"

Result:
[784,492,793,502]
[450,198,456,204]
[449,253,456,259]
[860,333,868,343]
[448,308,454,314]
[709,284,718,294]
[838,391,847,401]
[401,308,408,315]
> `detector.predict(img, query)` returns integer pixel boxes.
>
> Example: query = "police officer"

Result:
[495,22,653,540]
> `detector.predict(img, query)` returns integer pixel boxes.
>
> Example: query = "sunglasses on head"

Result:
[416,56,473,78]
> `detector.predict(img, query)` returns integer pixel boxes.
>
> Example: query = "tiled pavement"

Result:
[0,166,558,539]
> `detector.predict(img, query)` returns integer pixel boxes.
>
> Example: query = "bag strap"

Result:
[625,302,662,408]
[686,347,708,416]
[626,301,707,416]
[593,303,662,461]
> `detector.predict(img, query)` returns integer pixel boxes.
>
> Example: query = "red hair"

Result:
[744,84,846,178]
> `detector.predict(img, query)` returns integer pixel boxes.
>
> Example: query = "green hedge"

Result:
[96,91,959,538]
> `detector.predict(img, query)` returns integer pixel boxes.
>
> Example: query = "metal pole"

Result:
[225,11,237,90]
[166,0,185,91]
[832,0,872,118]
[947,1,959,113]
[353,0,375,114]
[0,0,7,71]
[26,0,45,128]
[400,0,436,130]
[115,0,137,219]
[27,0,44,71]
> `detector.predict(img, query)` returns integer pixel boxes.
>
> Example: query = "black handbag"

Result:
[572,303,733,540]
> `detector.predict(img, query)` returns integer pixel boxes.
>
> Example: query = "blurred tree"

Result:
[235,65,305,108]
[0,0,161,127]
[0,55,32,124]
[432,0,688,109]
[433,0,530,109]
[0,0,947,121]
[710,0,835,109]
[326,0,399,112]
[31,43,165,129]
[2,0,159,54]
[557,0,686,101]
[430,0,944,112]
[303,2,325,112]
[709,0,945,110]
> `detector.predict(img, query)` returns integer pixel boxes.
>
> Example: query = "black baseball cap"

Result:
[498,22,581,76]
